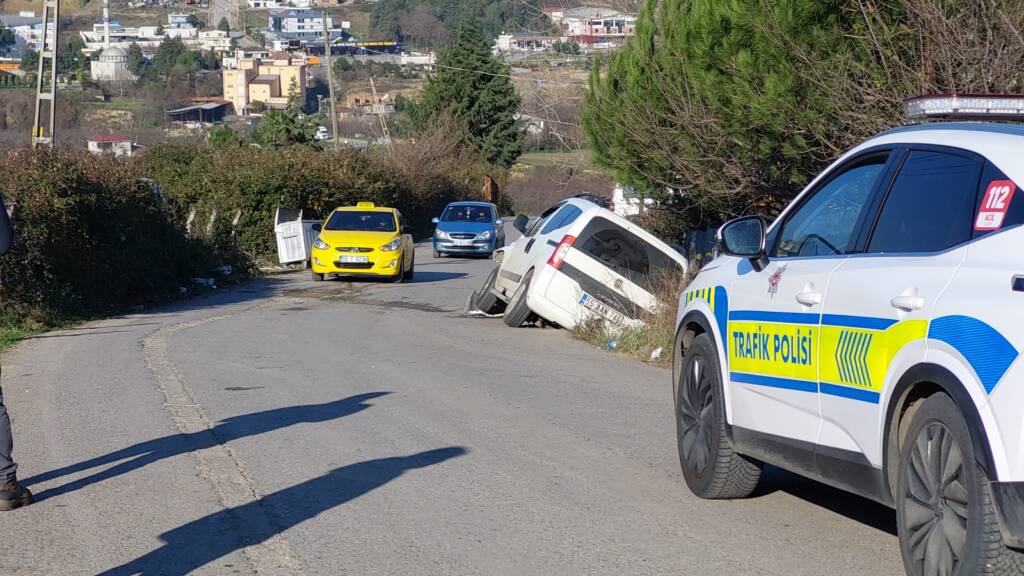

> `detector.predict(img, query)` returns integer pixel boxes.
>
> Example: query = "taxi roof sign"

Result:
[357,202,376,209]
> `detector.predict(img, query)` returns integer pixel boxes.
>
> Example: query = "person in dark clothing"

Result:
[0,196,32,511]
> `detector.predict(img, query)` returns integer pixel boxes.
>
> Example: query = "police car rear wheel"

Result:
[897,393,1024,576]
[676,333,761,499]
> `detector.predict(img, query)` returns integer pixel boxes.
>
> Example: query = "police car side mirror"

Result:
[719,216,768,270]
[431,217,439,224]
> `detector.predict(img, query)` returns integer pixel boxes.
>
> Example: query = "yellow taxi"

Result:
[310,202,415,282]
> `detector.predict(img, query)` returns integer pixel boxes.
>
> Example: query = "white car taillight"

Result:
[547,235,576,270]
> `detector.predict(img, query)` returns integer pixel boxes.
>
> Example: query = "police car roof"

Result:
[445,201,494,207]
[876,121,1024,139]
[850,121,1024,185]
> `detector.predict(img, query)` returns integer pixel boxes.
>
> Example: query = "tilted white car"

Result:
[475,196,688,329]
[674,103,1024,576]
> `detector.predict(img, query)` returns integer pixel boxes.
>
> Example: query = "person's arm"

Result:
[0,197,13,256]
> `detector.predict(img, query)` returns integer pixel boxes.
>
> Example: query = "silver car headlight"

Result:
[435,229,449,240]
[313,238,330,250]
[478,230,492,240]
[380,238,402,252]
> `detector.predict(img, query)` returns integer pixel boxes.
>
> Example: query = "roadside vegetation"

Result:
[571,267,692,368]
[575,0,1024,364]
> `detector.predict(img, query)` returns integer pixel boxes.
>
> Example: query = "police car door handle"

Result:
[891,295,925,312]
[794,291,822,307]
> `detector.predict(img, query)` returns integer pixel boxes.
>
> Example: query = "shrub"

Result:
[0,150,204,320]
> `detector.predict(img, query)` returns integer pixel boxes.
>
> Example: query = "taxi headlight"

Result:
[434,229,449,240]
[478,230,493,241]
[380,238,402,252]
[313,238,330,250]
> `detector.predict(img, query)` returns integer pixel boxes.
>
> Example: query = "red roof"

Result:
[89,134,131,143]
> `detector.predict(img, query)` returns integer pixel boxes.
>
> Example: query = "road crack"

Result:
[142,302,301,576]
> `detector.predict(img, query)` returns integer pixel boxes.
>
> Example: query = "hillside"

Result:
[369,0,550,43]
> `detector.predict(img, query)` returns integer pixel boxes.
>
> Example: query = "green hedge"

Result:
[0,150,200,319]
[0,142,493,323]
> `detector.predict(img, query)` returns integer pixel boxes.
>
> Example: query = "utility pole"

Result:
[321,9,339,150]
[32,0,59,148]
[369,76,392,154]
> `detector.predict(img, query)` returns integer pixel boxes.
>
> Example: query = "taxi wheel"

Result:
[896,393,1024,576]
[503,271,535,327]
[311,269,324,282]
[393,257,407,283]
[676,333,761,499]
[403,254,415,281]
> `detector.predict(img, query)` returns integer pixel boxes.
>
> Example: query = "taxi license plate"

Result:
[339,255,369,264]
[579,292,625,324]
[453,239,474,247]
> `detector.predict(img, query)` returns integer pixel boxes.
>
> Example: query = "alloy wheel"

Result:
[678,355,714,476]
[902,422,969,576]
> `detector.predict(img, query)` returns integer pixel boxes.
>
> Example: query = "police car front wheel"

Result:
[897,393,1024,576]
[676,333,762,499]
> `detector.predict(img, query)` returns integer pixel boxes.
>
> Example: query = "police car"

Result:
[674,95,1024,576]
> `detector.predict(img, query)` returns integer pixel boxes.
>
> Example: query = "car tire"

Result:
[896,393,1024,576]
[311,269,324,282]
[473,266,505,314]
[433,250,443,258]
[404,254,415,281]
[676,333,762,499]
[503,271,535,327]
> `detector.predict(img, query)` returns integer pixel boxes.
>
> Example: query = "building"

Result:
[545,6,636,48]
[0,14,44,59]
[267,8,335,41]
[90,45,135,82]
[80,15,233,55]
[344,92,395,116]
[166,100,232,123]
[247,0,312,9]
[495,33,565,53]
[222,50,307,114]
[87,135,135,157]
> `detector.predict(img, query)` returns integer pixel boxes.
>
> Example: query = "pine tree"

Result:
[413,23,522,167]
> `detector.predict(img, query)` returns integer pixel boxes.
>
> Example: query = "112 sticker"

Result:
[976,180,1017,231]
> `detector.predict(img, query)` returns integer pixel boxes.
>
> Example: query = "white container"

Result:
[274,207,321,264]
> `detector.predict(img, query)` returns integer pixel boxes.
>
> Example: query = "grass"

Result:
[570,267,693,368]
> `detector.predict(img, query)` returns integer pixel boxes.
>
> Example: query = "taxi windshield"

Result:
[442,205,493,223]
[325,211,396,232]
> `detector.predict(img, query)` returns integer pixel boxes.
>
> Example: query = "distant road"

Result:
[1,236,903,575]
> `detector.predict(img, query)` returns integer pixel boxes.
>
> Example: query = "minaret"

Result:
[103,0,110,48]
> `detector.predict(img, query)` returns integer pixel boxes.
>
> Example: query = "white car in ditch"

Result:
[473,196,688,329]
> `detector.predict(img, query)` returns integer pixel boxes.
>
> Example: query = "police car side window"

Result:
[868,151,980,254]
[771,155,887,258]
[973,162,1023,239]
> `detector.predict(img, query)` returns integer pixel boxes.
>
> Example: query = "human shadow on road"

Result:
[22,392,391,501]
[97,447,467,576]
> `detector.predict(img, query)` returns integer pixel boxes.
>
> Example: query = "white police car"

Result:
[674,95,1024,576]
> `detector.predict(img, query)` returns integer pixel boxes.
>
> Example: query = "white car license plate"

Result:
[339,255,369,264]
[453,239,474,247]
[579,292,625,324]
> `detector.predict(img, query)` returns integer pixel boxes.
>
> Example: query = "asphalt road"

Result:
[0,238,904,575]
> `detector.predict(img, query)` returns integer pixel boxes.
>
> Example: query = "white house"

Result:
[87,135,135,157]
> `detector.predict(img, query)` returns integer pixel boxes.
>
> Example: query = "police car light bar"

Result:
[905,94,1024,119]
